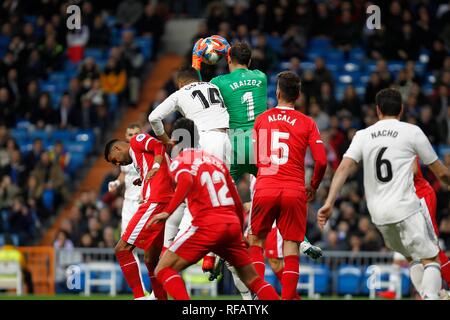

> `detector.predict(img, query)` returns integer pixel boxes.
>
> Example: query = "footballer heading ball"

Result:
[201,36,230,65]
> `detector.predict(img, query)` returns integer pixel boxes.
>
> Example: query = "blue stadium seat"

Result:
[42,189,55,211]
[65,142,90,154]
[400,268,410,296]
[300,61,315,71]
[48,72,68,83]
[387,61,405,73]
[365,61,377,73]
[349,47,365,62]
[326,50,345,62]
[50,130,75,143]
[67,152,86,173]
[266,36,283,55]
[10,128,28,141]
[325,63,339,73]
[84,48,106,60]
[108,94,119,111]
[337,265,362,295]
[29,130,49,141]
[307,49,326,61]
[309,38,332,49]
[344,63,360,73]
[0,35,10,49]
[136,37,153,60]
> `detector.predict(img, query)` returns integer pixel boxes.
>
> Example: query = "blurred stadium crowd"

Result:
[0,0,449,261]
[0,0,166,246]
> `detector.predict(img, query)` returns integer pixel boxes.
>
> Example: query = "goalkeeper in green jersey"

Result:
[192,39,322,291]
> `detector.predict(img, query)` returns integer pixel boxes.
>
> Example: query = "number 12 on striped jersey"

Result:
[242,91,255,121]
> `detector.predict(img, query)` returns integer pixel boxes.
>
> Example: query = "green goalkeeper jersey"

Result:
[211,68,267,130]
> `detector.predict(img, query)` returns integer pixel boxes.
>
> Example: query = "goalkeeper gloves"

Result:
[192,38,207,70]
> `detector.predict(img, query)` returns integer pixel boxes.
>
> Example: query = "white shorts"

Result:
[199,130,232,168]
[163,203,185,248]
[377,208,439,261]
[121,198,140,235]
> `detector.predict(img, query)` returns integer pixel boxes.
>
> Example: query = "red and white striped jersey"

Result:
[129,133,173,203]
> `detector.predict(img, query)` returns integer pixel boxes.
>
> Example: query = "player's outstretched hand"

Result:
[108,180,120,192]
[306,185,316,202]
[146,212,170,228]
[317,203,332,230]
[192,38,207,70]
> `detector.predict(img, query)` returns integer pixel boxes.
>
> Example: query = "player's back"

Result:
[169,148,241,226]
[176,82,229,131]
[211,68,267,130]
[254,107,317,189]
[345,119,437,225]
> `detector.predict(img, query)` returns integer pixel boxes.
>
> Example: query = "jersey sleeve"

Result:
[148,91,179,136]
[343,130,364,163]
[308,119,327,189]
[412,126,438,165]
[130,133,165,156]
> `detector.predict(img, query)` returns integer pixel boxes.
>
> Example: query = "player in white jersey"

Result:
[318,88,450,300]
[148,65,232,165]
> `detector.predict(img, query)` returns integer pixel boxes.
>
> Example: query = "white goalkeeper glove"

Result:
[108,179,121,192]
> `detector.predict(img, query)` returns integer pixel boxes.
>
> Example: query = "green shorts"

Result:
[229,129,258,182]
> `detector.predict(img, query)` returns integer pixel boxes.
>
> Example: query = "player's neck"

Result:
[229,64,247,72]
[276,102,295,109]
[378,116,399,121]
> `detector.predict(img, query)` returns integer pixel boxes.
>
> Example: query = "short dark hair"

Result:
[172,118,199,149]
[127,123,140,129]
[277,71,301,103]
[176,65,199,83]
[104,139,119,162]
[375,88,402,116]
[229,42,252,65]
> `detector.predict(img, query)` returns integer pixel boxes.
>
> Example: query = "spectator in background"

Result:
[78,57,100,91]
[396,24,419,61]
[251,34,277,73]
[0,175,20,211]
[53,230,74,250]
[9,197,36,245]
[282,25,306,60]
[206,1,227,34]
[23,138,44,173]
[57,93,77,129]
[364,72,385,105]
[428,39,447,72]
[249,3,270,34]
[418,105,442,146]
[312,2,333,38]
[39,35,64,73]
[136,3,165,59]
[19,80,40,121]
[116,0,143,28]
[99,226,116,248]
[49,140,70,174]
[317,82,337,115]
[0,87,14,128]
[121,31,143,106]
[333,10,359,53]
[309,100,330,132]
[25,175,47,220]
[313,57,334,88]
[88,15,111,49]
[339,85,362,119]
[32,151,67,208]
[30,92,57,129]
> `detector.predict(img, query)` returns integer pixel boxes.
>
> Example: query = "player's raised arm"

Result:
[318,131,362,229]
[148,93,179,145]
[307,120,328,200]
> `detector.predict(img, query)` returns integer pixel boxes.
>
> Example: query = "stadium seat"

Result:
[349,47,365,62]
[50,130,75,143]
[0,36,10,49]
[312,264,331,294]
[337,265,362,295]
[266,36,283,55]
[326,50,345,63]
[387,61,405,73]
[344,63,360,73]
[84,48,106,60]
[42,189,55,211]
[67,153,86,173]
[309,38,332,49]
[136,37,153,60]
[300,61,315,71]
[29,130,49,142]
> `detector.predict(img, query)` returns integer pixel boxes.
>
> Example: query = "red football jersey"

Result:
[168,148,241,226]
[414,157,434,198]
[129,133,173,203]
[253,106,327,190]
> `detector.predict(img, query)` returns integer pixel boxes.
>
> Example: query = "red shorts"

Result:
[249,188,307,242]
[168,222,252,268]
[419,191,438,235]
[265,226,283,259]
[122,202,166,250]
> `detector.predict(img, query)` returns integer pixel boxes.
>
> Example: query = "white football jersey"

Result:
[120,164,141,201]
[343,119,438,225]
[149,82,229,135]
